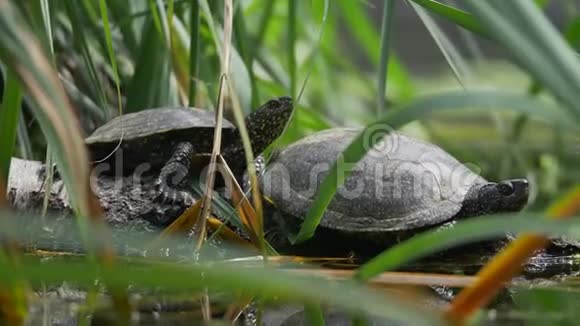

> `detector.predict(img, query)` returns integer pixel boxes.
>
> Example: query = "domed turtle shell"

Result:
[85,107,237,171]
[262,128,488,234]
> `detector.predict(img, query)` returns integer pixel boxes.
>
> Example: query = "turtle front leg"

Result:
[154,142,195,206]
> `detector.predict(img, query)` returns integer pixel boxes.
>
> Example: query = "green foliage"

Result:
[0,74,21,181]
[0,0,580,323]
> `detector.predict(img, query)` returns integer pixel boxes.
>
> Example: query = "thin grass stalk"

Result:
[288,0,297,98]
[188,0,201,105]
[168,0,174,36]
[148,0,166,41]
[193,89,225,247]
[233,4,257,108]
[97,0,124,140]
[296,0,329,103]
[40,147,53,219]
[64,2,109,114]
[95,2,132,321]
[196,0,267,251]
[39,0,53,55]
[80,0,100,25]
[38,0,55,224]
[253,0,275,53]
[225,77,266,253]
[193,0,235,251]
[408,0,488,37]
[195,89,223,316]
[409,0,471,88]
[377,0,395,116]
[154,0,171,46]
[194,2,236,321]
[247,0,274,107]
[15,116,31,160]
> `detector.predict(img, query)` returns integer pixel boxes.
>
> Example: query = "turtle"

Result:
[260,128,529,255]
[85,96,293,205]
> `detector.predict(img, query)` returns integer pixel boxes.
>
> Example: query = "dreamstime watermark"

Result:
[260,127,484,207]
[361,124,400,159]
[260,157,482,203]
[83,128,485,209]
[87,148,241,200]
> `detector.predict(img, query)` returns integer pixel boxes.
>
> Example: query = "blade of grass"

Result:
[63,1,109,115]
[193,0,235,253]
[147,0,166,42]
[293,90,577,243]
[166,8,191,103]
[294,269,478,288]
[198,0,267,252]
[354,213,580,281]
[39,0,53,54]
[0,74,22,181]
[198,0,252,111]
[336,1,414,101]
[225,77,267,253]
[0,257,442,325]
[246,0,275,108]
[233,3,257,107]
[125,19,174,111]
[188,0,201,105]
[408,0,489,37]
[0,0,93,220]
[445,186,580,321]
[98,0,123,117]
[377,0,395,115]
[252,0,275,60]
[410,1,472,88]
[462,0,580,119]
[288,0,297,99]
[87,8,131,262]
[528,15,580,98]
[194,80,224,251]
[296,0,329,104]
[217,155,262,248]
[104,1,138,58]
[224,295,254,323]
[15,115,32,160]
[40,147,53,219]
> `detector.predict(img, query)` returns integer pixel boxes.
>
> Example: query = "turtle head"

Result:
[457,179,529,218]
[244,96,293,154]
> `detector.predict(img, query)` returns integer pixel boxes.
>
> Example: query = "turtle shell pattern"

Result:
[85,107,237,171]
[262,128,486,234]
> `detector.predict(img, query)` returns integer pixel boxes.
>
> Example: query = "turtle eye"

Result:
[498,181,515,196]
[269,99,281,108]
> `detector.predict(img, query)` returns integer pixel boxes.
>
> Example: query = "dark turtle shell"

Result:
[85,107,237,172]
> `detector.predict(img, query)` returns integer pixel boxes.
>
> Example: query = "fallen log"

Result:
[6,157,188,226]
